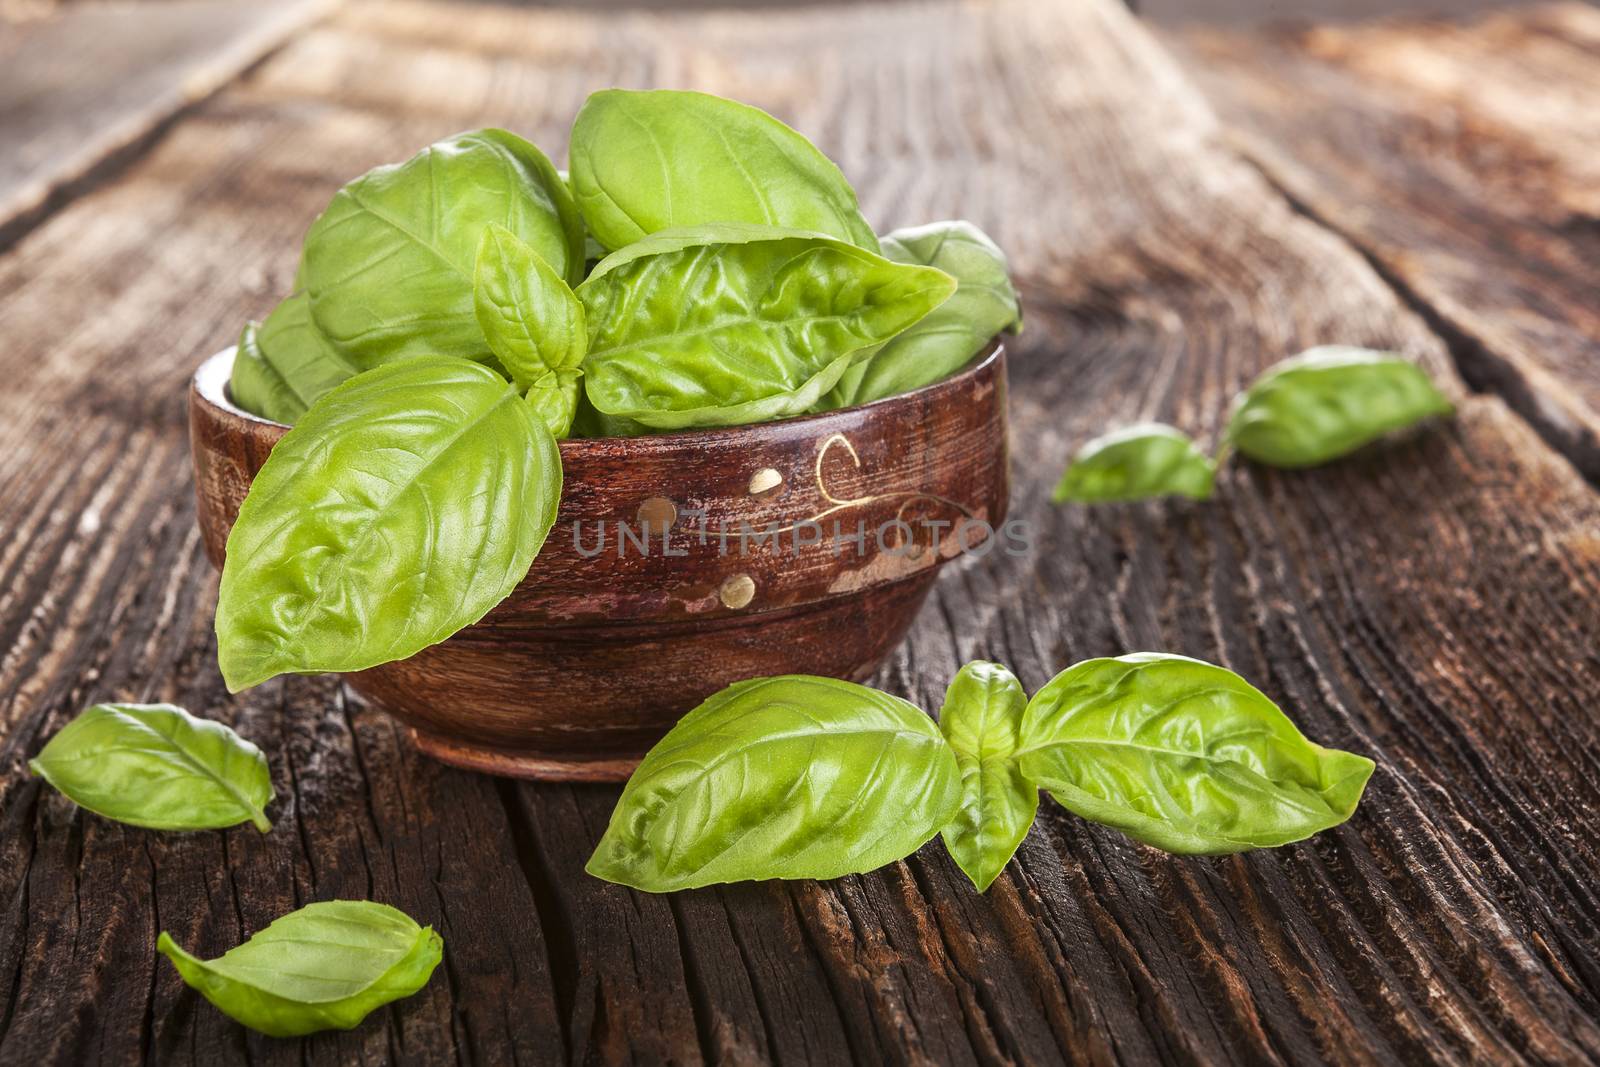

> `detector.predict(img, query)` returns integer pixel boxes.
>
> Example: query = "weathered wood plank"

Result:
[0,1,1598,1064]
[0,0,328,250]
[1167,3,1600,479]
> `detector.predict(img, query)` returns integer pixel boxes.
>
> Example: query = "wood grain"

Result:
[1169,3,1600,479]
[1,0,1598,1063]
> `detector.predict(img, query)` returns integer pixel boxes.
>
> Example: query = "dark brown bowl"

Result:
[190,342,1009,780]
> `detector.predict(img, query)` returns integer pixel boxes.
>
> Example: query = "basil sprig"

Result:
[589,655,1375,893]
[158,901,442,1037]
[1054,347,1455,505]
[30,703,273,832]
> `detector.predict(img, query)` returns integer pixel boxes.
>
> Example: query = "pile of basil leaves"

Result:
[218,90,1022,693]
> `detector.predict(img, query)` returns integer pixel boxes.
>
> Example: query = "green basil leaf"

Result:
[301,129,584,370]
[825,221,1021,408]
[1017,653,1374,854]
[229,292,356,424]
[30,703,273,832]
[938,662,1037,892]
[578,223,956,430]
[586,675,962,892]
[1224,346,1454,468]
[473,224,587,401]
[157,900,442,1037]
[569,89,878,254]
[215,356,561,692]
[524,374,581,438]
[1052,423,1216,503]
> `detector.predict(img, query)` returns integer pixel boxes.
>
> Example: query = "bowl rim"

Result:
[192,337,1005,448]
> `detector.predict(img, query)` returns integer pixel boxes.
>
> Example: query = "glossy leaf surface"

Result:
[825,221,1021,408]
[578,224,955,429]
[1052,423,1216,503]
[216,357,561,691]
[474,224,587,394]
[1224,346,1454,468]
[30,703,273,832]
[568,89,878,253]
[229,292,356,425]
[587,675,962,892]
[938,662,1037,891]
[1018,653,1374,854]
[158,901,442,1037]
[301,129,584,369]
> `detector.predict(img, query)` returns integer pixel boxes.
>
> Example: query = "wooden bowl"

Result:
[190,342,1009,780]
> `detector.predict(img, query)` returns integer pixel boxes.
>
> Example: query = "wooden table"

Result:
[2,1,1597,1062]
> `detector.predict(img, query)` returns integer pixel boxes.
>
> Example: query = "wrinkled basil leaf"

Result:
[1052,423,1216,503]
[578,223,955,430]
[938,662,1037,891]
[1224,347,1454,468]
[1017,653,1374,854]
[158,901,442,1037]
[301,129,585,370]
[215,357,562,692]
[824,221,1021,409]
[587,675,962,892]
[229,292,356,424]
[30,703,273,832]
[569,89,878,254]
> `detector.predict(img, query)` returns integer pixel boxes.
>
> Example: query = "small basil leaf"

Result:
[569,89,878,253]
[1017,653,1374,854]
[1052,423,1216,503]
[216,356,561,691]
[586,675,962,892]
[524,373,581,438]
[301,129,585,370]
[30,703,273,832]
[1224,346,1454,468]
[229,293,356,424]
[938,662,1037,892]
[825,221,1021,408]
[578,223,956,430]
[473,224,587,400]
[158,900,442,1037]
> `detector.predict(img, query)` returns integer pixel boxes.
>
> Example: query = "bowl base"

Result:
[408,727,642,782]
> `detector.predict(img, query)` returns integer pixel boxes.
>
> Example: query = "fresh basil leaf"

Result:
[1017,653,1374,854]
[474,224,586,436]
[937,662,1037,891]
[586,675,962,892]
[569,89,879,254]
[1224,346,1454,468]
[301,129,585,370]
[578,223,956,430]
[229,292,356,424]
[30,703,273,832]
[157,900,442,1037]
[1052,423,1216,503]
[215,356,562,692]
[824,221,1021,408]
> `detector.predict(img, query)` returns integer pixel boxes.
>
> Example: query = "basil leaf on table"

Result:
[1016,653,1374,854]
[1224,346,1454,468]
[1052,423,1216,503]
[300,129,585,370]
[158,900,442,1037]
[586,675,962,892]
[229,292,355,424]
[824,220,1022,409]
[568,89,879,253]
[215,357,562,692]
[938,662,1037,891]
[474,223,587,435]
[578,223,956,430]
[30,703,273,832]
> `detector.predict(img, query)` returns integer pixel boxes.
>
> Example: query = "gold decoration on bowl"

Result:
[719,574,757,609]
[748,467,784,496]
[636,496,677,534]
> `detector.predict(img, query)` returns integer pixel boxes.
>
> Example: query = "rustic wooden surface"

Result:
[1,1,1598,1064]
